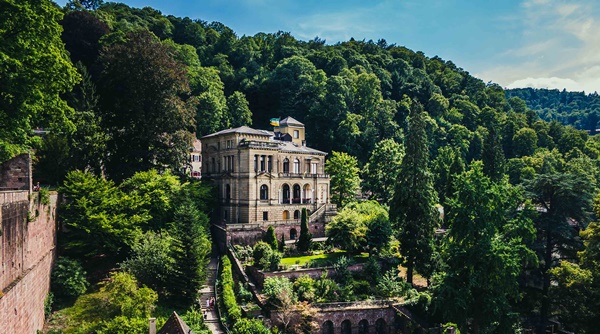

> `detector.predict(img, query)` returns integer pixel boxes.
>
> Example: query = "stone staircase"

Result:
[199,257,224,334]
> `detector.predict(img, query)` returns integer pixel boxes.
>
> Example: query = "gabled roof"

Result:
[157,311,192,334]
[201,126,272,139]
[279,116,304,127]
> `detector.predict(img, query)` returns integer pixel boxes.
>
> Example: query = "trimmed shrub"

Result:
[219,256,241,325]
[51,257,89,299]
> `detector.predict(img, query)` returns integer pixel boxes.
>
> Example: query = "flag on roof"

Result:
[270,118,280,126]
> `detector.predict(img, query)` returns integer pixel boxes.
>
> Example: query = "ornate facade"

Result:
[201,117,331,230]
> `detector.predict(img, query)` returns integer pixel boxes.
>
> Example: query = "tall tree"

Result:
[170,198,211,305]
[297,208,312,252]
[98,30,196,181]
[325,151,361,208]
[525,173,594,332]
[551,219,600,334]
[0,0,79,162]
[390,102,439,284]
[264,225,279,251]
[433,161,536,334]
[226,91,253,128]
[362,138,404,205]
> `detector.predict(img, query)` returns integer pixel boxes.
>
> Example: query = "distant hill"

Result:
[506,88,600,132]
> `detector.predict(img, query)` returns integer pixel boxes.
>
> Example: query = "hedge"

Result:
[219,255,242,325]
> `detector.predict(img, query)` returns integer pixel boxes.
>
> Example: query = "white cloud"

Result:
[480,0,600,92]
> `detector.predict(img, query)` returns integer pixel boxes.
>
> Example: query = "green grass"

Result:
[280,250,369,267]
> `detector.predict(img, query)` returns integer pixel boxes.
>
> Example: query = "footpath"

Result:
[199,257,224,334]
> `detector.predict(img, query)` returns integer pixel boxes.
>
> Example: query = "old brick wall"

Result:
[0,154,32,191]
[0,191,58,334]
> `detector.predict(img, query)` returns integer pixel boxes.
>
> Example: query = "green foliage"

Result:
[231,318,271,334]
[263,277,296,308]
[219,256,241,324]
[120,170,182,230]
[313,274,341,303]
[98,30,196,181]
[101,271,157,319]
[97,316,150,334]
[252,241,282,271]
[293,275,316,302]
[237,282,253,303]
[0,0,79,163]
[59,170,149,258]
[181,307,210,334]
[44,292,54,319]
[121,231,175,295]
[170,198,211,305]
[546,198,600,333]
[279,233,285,253]
[264,225,279,250]
[297,208,312,252]
[38,187,51,206]
[390,102,439,284]
[325,151,361,207]
[525,172,594,327]
[51,257,89,299]
[376,269,410,298]
[326,208,367,253]
[433,162,536,333]
[362,138,404,204]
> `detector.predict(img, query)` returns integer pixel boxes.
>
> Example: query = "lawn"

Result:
[280,250,369,267]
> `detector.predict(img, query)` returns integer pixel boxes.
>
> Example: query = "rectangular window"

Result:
[254,155,258,172]
[231,155,234,172]
[311,162,317,174]
[268,156,272,172]
[293,130,299,138]
[260,155,265,171]
[263,211,268,221]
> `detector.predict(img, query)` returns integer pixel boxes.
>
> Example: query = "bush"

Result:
[376,269,410,298]
[237,282,253,303]
[252,241,282,271]
[39,187,50,206]
[101,272,158,318]
[352,280,372,296]
[219,256,241,325]
[264,225,278,250]
[181,306,211,334]
[44,292,54,319]
[231,318,271,334]
[51,257,89,299]
[263,277,296,308]
[293,275,316,302]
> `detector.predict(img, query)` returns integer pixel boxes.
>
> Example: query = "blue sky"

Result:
[56,0,600,92]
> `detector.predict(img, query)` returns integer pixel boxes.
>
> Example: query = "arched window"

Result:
[293,210,300,220]
[375,318,387,334]
[322,321,334,334]
[358,320,369,334]
[260,185,268,200]
[283,210,289,220]
[293,158,300,174]
[283,158,290,173]
[342,320,352,334]
[282,184,290,204]
[290,228,297,240]
[293,184,301,203]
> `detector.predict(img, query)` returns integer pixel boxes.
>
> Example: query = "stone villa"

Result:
[201,117,335,244]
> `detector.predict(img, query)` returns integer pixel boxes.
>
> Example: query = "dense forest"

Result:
[507,87,600,132]
[2,0,600,333]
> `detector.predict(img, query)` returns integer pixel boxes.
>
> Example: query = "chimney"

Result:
[149,318,157,334]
